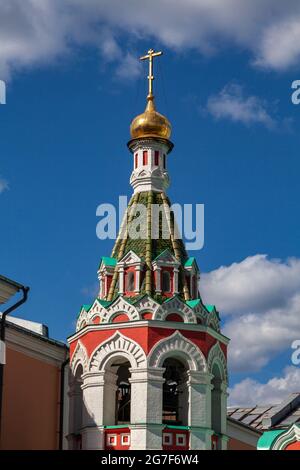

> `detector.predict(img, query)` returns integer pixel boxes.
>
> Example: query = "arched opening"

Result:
[162,271,171,293]
[115,362,131,424]
[106,357,132,425]
[162,358,188,426]
[125,271,135,293]
[211,363,222,442]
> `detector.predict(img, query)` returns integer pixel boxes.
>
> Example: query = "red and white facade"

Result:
[67,54,229,450]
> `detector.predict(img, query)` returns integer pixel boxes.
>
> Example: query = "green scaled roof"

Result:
[99,256,117,268]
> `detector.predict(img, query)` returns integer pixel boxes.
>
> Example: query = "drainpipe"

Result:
[59,357,70,450]
[0,285,29,442]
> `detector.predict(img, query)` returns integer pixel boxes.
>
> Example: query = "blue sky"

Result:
[1,1,300,405]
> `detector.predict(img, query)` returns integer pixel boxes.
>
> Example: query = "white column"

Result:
[80,370,118,450]
[173,267,179,294]
[129,367,165,450]
[118,267,124,295]
[155,267,161,293]
[135,266,141,293]
[220,381,229,449]
[186,371,214,450]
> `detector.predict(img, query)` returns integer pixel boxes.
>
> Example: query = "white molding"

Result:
[207,342,228,383]
[70,340,89,374]
[68,320,230,346]
[227,418,261,448]
[272,424,300,450]
[148,330,207,371]
[154,297,197,324]
[89,331,147,371]
[5,327,67,366]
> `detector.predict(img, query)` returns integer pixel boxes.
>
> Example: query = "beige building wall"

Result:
[0,323,68,450]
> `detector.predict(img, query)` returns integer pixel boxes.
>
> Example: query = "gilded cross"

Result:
[140,48,163,97]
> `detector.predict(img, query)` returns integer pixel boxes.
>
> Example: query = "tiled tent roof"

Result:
[106,190,190,302]
[227,393,300,430]
[112,191,188,263]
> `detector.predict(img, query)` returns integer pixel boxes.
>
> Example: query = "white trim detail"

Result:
[133,295,160,316]
[70,340,89,374]
[106,434,117,447]
[163,433,173,446]
[89,331,147,371]
[207,342,228,383]
[176,433,187,447]
[121,434,131,446]
[272,424,300,450]
[68,320,230,346]
[148,330,207,371]
[154,297,197,324]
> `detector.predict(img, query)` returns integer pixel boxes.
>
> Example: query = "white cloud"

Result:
[206,84,276,129]
[229,366,300,406]
[1,1,300,79]
[0,177,9,193]
[201,254,300,315]
[201,255,300,372]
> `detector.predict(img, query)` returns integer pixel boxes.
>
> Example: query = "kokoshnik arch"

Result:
[67,49,229,451]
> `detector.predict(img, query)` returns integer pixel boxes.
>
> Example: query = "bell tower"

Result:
[67,49,229,451]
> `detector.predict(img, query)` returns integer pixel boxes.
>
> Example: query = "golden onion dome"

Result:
[130,95,171,140]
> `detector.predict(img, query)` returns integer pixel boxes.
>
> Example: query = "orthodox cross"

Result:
[140,48,163,97]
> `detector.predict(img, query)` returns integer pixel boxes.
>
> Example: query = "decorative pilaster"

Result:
[135,266,141,293]
[129,367,165,449]
[174,267,179,294]
[118,266,124,295]
[186,371,214,450]
[80,371,118,450]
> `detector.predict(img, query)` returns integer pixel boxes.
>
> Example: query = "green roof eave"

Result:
[186,298,201,308]
[184,256,196,267]
[205,304,215,313]
[99,256,117,268]
[97,298,113,308]
[82,304,92,312]
[257,430,285,450]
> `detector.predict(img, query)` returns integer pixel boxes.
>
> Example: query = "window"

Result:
[121,434,130,445]
[163,154,166,169]
[176,434,186,446]
[135,153,138,169]
[163,433,173,445]
[154,150,159,166]
[162,271,171,293]
[107,434,117,446]
[143,150,148,166]
[125,271,135,292]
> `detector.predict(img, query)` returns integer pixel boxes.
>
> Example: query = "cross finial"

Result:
[140,48,163,98]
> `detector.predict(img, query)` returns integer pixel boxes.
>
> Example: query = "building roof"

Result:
[227,393,300,430]
[0,316,68,350]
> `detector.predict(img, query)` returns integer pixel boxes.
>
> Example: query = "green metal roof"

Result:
[184,257,195,267]
[257,430,285,450]
[205,304,216,313]
[82,304,92,312]
[97,299,112,308]
[99,256,117,268]
[186,298,201,308]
